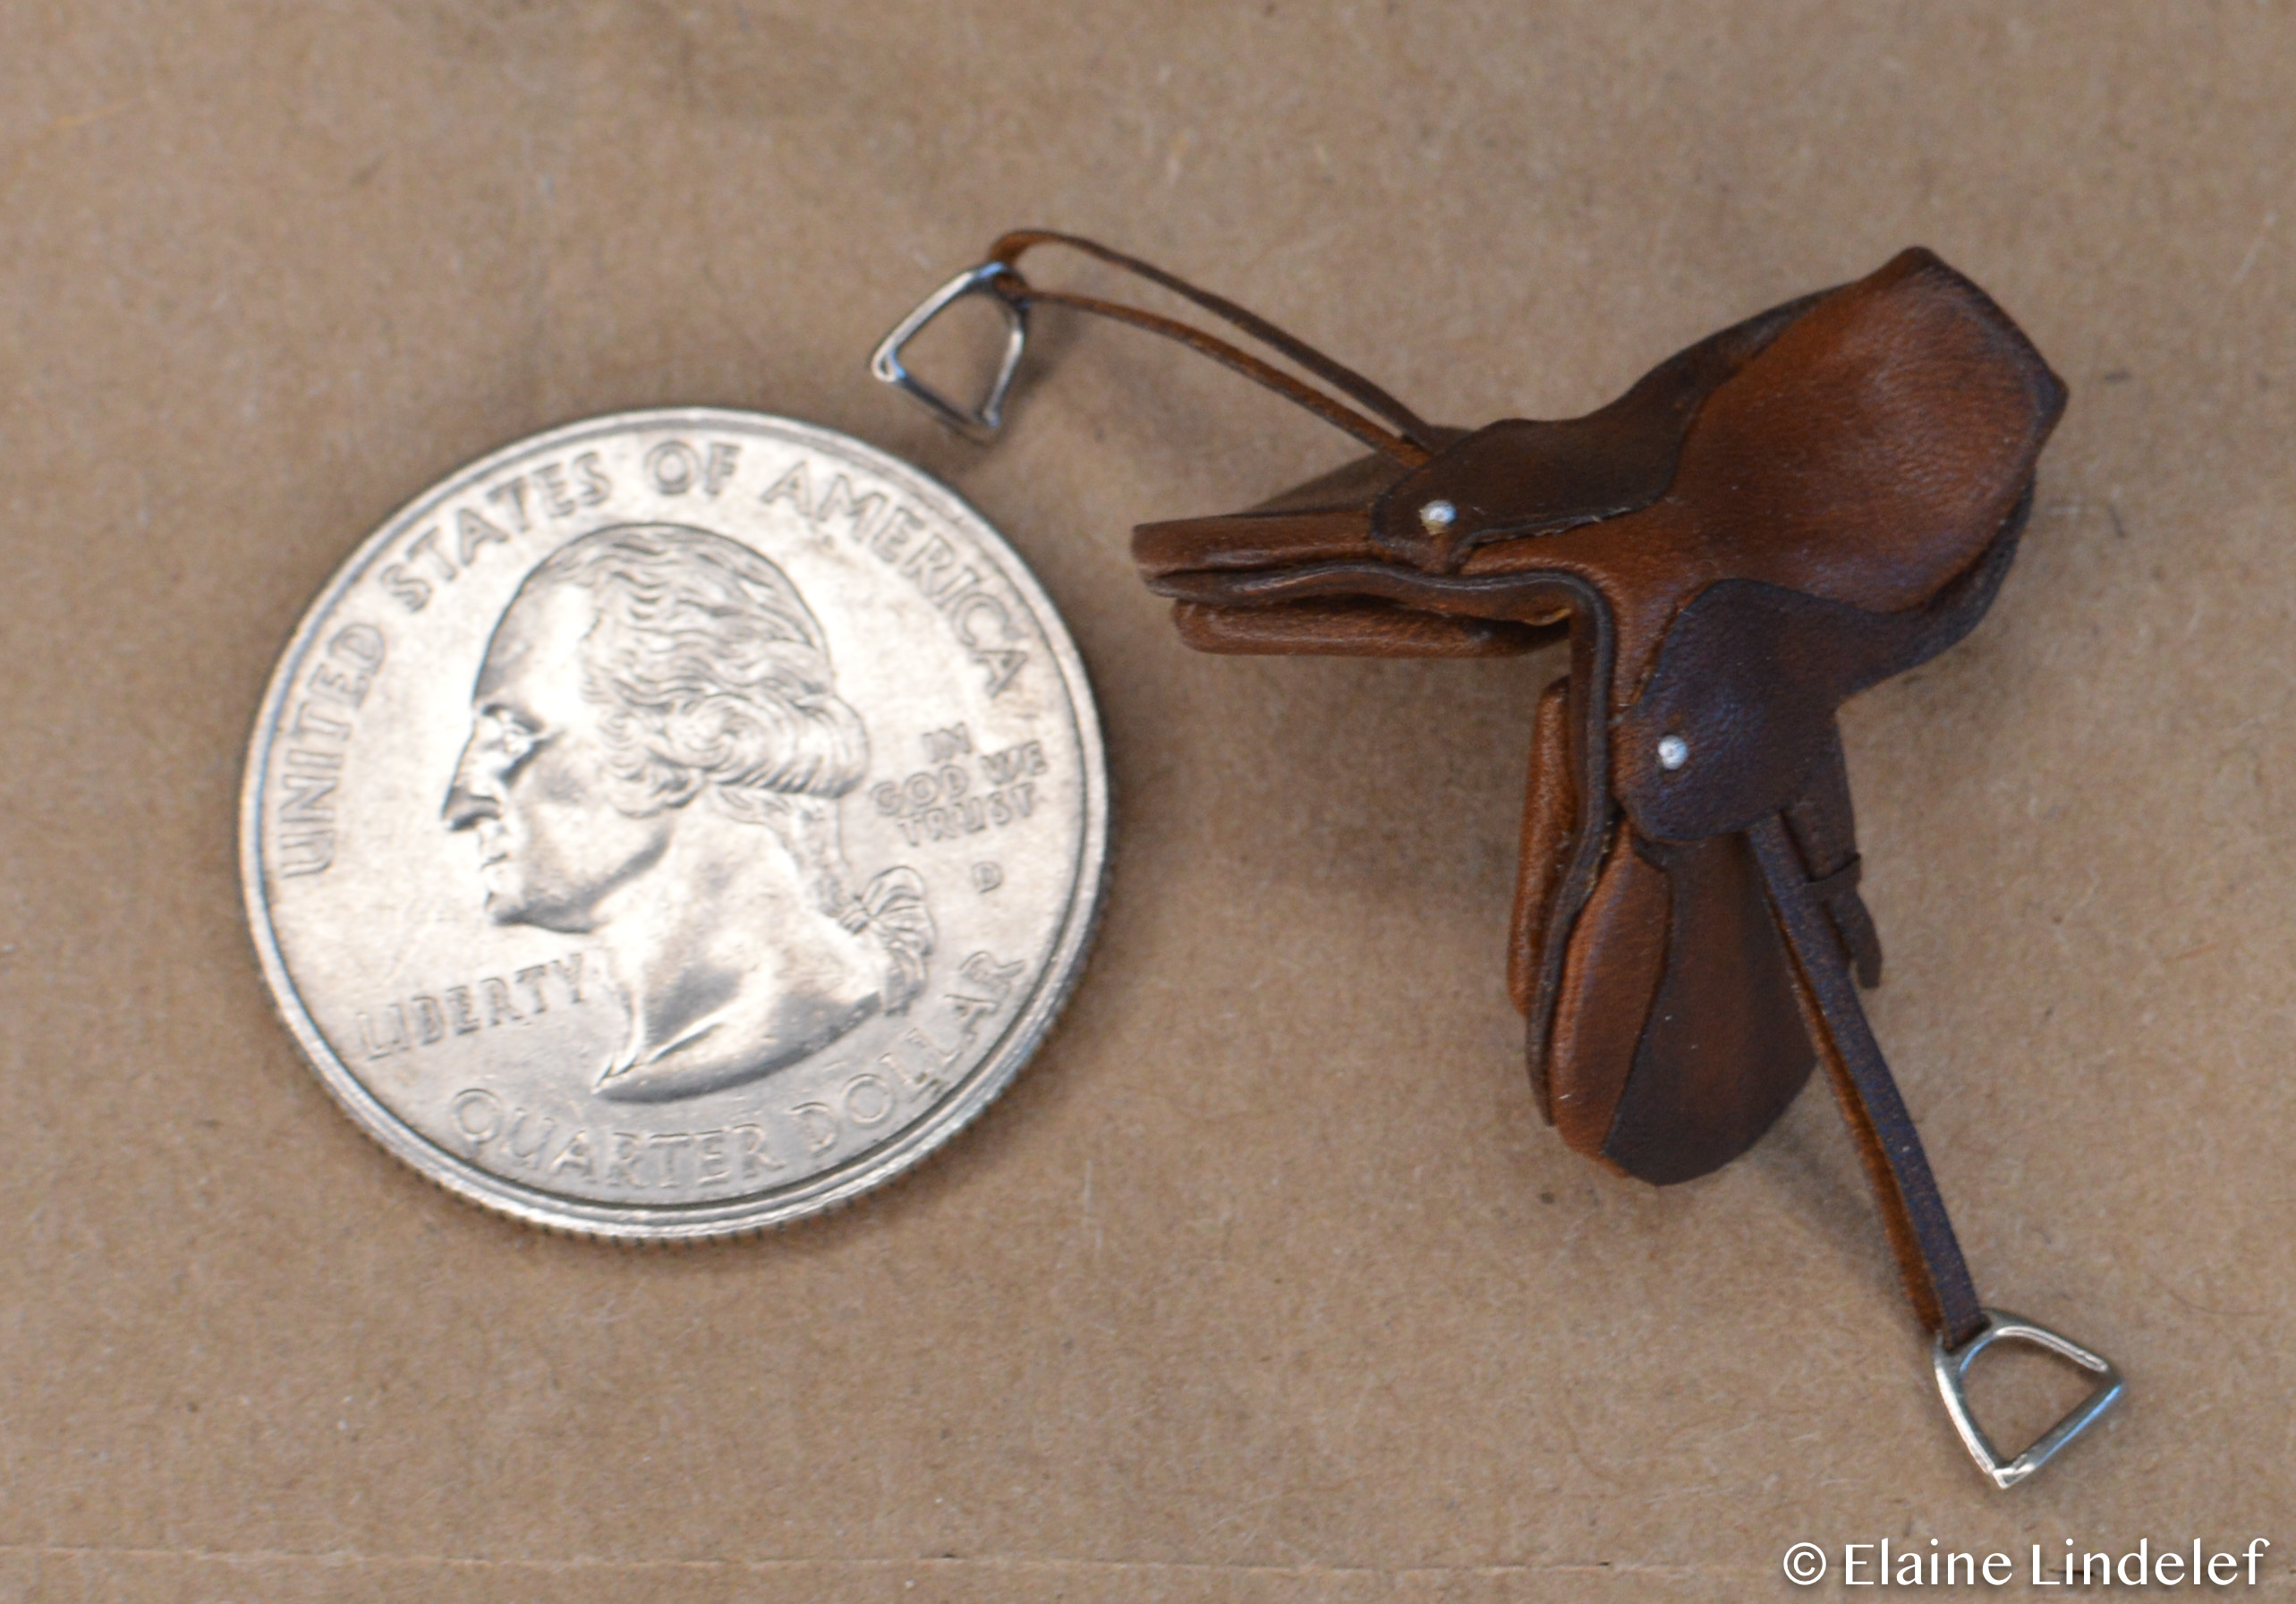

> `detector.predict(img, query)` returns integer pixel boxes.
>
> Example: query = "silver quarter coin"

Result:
[242,410,1109,1240]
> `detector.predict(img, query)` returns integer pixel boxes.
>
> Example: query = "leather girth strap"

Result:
[974,232,1992,1351]
[1748,812,1986,1348]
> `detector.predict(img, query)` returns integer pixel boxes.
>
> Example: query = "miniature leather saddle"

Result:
[876,232,2122,1486]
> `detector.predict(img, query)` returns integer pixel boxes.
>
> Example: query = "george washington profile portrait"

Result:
[444,523,933,1103]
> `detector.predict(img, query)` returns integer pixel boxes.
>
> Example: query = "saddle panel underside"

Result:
[1597,830,1817,1183]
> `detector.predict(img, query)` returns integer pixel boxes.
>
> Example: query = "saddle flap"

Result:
[1543,820,1816,1183]
[1526,692,1875,1183]
[1613,486,2029,844]
[1135,439,1567,657]
[1133,446,1419,581]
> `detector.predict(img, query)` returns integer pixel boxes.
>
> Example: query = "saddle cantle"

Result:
[875,233,2123,1488]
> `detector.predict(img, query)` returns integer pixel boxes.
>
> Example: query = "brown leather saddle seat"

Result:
[874,233,2119,1488]
[1135,248,2062,1190]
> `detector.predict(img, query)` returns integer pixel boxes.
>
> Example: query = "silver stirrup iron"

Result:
[868,262,1028,441]
[1933,1308,2123,1489]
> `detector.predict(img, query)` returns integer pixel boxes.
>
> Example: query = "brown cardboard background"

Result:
[3,2,2292,1598]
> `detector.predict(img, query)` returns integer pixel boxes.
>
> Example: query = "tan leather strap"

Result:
[1748,811,1987,1348]
[985,231,1438,468]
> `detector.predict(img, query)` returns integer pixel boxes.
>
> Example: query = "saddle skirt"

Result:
[1133,248,2066,1184]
